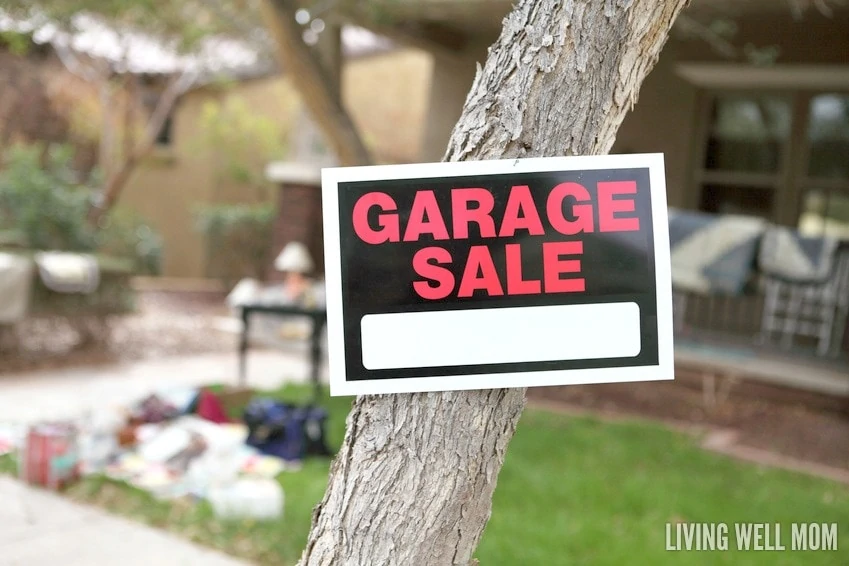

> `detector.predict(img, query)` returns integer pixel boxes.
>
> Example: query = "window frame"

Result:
[692,87,849,229]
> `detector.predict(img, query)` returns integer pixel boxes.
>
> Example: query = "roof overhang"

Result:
[677,63,849,90]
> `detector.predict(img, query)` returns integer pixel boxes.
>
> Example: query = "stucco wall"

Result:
[610,43,698,209]
[120,97,215,278]
[123,48,433,278]
[344,49,433,163]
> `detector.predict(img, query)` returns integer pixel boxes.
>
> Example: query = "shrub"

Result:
[194,203,275,287]
[0,142,162,274]
[0,144,95,251]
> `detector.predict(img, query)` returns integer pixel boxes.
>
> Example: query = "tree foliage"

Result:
[0,143,162,273]
[196,89,296,192]
[0,0,258,52]
[194,202,276,284]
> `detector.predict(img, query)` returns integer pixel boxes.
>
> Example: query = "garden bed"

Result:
[528,371,849,472]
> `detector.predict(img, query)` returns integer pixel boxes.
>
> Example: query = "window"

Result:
[798,190,849,239]
[155,114,174,146]
[807,94,849,180]
[704,95,791,174]
[798,94,849,238]
[141,86,175,148]
[695,94,791,220]
[695,91,849,233]
[699,183,775,217]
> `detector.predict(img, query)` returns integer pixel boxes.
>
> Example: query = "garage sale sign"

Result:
[322,154,674,396]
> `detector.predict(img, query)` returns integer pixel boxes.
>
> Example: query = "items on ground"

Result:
[1,385,334,521]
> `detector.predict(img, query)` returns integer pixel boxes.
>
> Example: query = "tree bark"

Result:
[259,0,373,167]
[299,1,686,564]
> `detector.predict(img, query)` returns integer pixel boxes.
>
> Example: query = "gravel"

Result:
[0,292,237,375]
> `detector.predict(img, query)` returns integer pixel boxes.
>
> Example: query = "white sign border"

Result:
[321,153,674,396]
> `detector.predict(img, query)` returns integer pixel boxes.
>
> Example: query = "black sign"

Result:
[322,155,674,396]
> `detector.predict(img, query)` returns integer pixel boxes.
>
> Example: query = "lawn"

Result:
[2,385,847,565]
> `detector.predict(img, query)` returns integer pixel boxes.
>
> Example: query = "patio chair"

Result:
[668,208,766,336]
[758,242,849,357]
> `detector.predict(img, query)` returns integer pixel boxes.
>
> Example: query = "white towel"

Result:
[0,252,34,323]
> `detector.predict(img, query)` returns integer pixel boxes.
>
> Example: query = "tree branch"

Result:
[122,73,137,164]
[98,81,115,182]
[675,15,738,59]
[141,69,197,143]
[88,69,198,224]
[52,42,103,83]
[259,0,372,166]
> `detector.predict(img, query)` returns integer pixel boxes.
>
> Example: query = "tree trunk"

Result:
[299,1,686,564]
[259,0,373,166]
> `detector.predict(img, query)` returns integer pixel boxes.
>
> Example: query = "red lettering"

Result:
[505,244,541,295]
[458,245,503,297]
[412,247,455,300]
[352,192,399,244]
[500,185,545,237]
[404,190,449,242]
[546,182,595,235]
[542,241,585,293]
[598,181,640,232]
[451,188,496,239]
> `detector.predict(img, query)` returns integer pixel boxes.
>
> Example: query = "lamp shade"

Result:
[274,241,314,273]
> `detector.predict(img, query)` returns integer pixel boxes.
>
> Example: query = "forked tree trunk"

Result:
[87,70,197,225]
[299,0,687,564]
[260,0,373,166]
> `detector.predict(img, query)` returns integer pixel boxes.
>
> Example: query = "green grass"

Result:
[477,410,848,565]
[2,386,847,565]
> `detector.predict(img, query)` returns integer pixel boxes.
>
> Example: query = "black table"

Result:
[238,303,328,401]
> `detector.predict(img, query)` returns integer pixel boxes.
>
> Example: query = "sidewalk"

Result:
[0,476,251,566]
[0,349,328,423]
[0,349,329,566]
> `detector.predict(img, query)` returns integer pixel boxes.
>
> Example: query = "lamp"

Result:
[274,242,314,304]
[274,241,314,274]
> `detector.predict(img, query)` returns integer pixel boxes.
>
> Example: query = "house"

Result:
[344,0,849,236]
[0,15,434,278]
[264,0,849,382]
[119,33,433,279]
[5,4,848,267]
[267,0,848,273]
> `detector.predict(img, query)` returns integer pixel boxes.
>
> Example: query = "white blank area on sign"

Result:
[360,302,642,371]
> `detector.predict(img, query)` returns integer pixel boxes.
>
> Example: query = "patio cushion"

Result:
[758,227,839,283]
[668,208,765,295]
